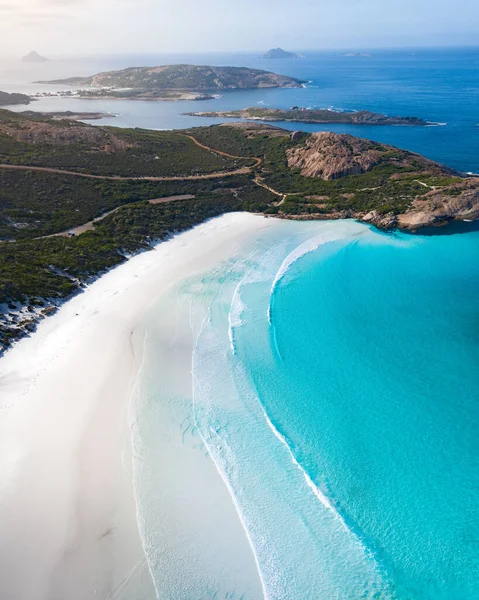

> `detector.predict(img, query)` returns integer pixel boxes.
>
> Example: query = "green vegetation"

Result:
[189,107,429,126]
[0,112,250,177]
[262,162,461,215]
[38,65,304,91]
[0,169,274,241]
[0,113,470,353]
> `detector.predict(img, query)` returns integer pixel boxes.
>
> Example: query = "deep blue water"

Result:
[2,47,479,172]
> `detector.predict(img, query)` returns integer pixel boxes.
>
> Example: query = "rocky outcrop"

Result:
[286,132,386,179]
[397,179,479,228]
[285,132,452,181]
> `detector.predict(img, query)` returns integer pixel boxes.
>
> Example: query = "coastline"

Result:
[0,212,270,600]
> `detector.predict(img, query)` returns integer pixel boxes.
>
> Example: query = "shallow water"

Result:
[135,218,479,598]
[2,46,478,598]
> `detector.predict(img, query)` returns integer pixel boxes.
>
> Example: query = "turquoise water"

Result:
[7,45,476,597]
[186,219,479,598]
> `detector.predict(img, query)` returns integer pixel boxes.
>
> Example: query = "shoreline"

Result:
[0,213,269,600]
[3,210,476,358]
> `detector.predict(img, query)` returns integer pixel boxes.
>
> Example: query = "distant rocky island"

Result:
[37,64,304,101]
[263,48,300,59]
[22,51,48,63]
[0,90,31,106]
[186,106,430,126]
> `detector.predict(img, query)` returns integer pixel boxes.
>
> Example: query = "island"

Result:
[22,51,48,63]
[263,48,300,59]
[36,64,305,101]
[0,108,477,352]
[186,106,430,126]
[0,90,31,106]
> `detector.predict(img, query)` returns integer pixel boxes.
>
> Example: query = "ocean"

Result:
[2,48,478,598]
[1,47,479,172]
[135,219,479,598]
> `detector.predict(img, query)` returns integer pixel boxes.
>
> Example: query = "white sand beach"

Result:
[0,213,270,600]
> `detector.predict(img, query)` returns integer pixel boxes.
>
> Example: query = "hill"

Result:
[187,107,429,126]
[263,48,300,59]
[0,109,252,178]
[38,65,305,91]
[0,111,477,352]
[286,131,443,179]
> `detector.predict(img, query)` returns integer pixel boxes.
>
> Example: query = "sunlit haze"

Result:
[0,0,478,57]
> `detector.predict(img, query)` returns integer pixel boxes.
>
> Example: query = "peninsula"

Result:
[37,64,305,101]
[0,90,31,106]
[263,48,300,59]
[0,110,477,352]
[187,106,429,126]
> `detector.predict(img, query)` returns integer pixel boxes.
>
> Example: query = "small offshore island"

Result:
[0,90,32,106]
[263,48,301,59]
[188,106,430,126]
[36,64,305,101]
[0,109,477,351]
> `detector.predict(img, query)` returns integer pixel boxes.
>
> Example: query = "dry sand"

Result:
[0,213,270,600]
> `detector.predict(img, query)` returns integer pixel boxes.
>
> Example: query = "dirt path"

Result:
[184,134,263,167]
[0,162,253,181]
[0,135,263,182]
[43,195,196,238]
[414,179,439,190]
[6,134,266,240]
[254,176,287,205]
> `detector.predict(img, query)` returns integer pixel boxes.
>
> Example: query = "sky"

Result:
[0,0,478,57]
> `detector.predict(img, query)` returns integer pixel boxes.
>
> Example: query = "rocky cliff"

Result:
[286,132,443,180]
[398,178,479,228]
